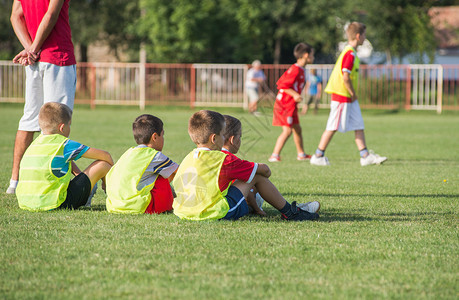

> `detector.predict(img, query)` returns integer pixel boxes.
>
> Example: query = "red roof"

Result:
[429,6,459,49]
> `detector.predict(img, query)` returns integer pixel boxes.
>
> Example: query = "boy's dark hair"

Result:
[38,102,72,133]
[222,115,242,143]
[294,43,313,60]
[346,22,366,40]
[188,110,225,144]
[132,114,163,145]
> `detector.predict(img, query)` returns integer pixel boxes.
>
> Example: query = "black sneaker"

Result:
[281,201,319,221]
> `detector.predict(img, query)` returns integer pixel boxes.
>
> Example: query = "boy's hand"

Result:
[71,161,81,176]
[101,179,106,193]
[256,163,271,178]
[283,89,302,102]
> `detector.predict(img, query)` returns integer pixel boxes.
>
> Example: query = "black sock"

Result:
[279,202,293,217]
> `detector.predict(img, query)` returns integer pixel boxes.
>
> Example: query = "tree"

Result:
[363,0,437,63]
[235,0,350,64]
[138,0,243,63]
[137,0,352,64]
[0,0,22,60]
[70,0,141,62]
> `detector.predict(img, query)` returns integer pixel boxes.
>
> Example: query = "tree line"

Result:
[0,0,455,64]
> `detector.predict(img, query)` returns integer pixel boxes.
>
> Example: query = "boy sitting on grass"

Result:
[106,114,178,214]
[172,110,320,221]
[222,114,266,216]
[16,102,113,211]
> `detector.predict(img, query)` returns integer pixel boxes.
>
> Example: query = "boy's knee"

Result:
[99,161,112,174]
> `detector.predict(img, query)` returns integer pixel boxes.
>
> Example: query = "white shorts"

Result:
[247,88,259,103]
[19,62,76,131]
[325,100,364,133]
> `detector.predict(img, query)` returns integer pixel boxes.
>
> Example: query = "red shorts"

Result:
[272,99,299,127]
[145,176,174,214]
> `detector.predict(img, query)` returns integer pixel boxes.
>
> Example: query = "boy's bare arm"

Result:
[343,72,357,101]
[71,161,81,176]
[256,163,271,178]
[283,88,302,102]
[82,148,114,166]
[168,168,178,182]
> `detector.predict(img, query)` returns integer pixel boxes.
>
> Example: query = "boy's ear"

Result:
[149,132,157,144]
[229,135,234,145]
[58,123,65,133]
[210,133,216,144]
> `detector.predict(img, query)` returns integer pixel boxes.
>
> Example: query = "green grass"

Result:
[1,103,458,299]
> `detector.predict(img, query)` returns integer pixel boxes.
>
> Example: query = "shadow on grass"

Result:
[283,192,459,199]
[257,206,455,223]
[318,207,454,222]
[79,204,106,211]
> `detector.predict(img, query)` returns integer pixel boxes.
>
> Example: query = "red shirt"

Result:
[272,64,305,126]
[19,0,76,66]
[219,149,257,192]
[331,50,355,103]
[276,64,306,102]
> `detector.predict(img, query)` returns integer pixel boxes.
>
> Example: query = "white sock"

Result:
[9,179,18,188]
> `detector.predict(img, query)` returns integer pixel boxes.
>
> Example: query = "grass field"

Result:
[1,103,458,299]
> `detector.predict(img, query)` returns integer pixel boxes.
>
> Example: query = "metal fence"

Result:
[1,61,458,113]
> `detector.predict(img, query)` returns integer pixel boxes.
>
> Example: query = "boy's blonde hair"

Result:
[346,22,366,41]
[294,43,313,60]
[38,102,72,133]
[222,115,242,143]
[188,110,225,145]
[132,114,163,145]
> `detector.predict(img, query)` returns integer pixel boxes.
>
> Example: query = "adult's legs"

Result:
[7,64,44,192]
[313,97,320,115]
[10,131,35,182]
[249,101,258,113]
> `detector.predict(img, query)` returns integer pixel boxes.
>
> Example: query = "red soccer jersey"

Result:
[19,0,76,66]
[219,149,257,192]
[273,64,305,126]
[331,50,355,103]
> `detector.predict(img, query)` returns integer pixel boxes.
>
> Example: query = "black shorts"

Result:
[307,95,320,105]
[59,173,92,209]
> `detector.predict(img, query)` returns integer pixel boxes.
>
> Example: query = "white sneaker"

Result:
[255,193,264,210]
[268,155,281,162]
[6,186,16,194]
[298,201,321,213]
[310,154,330,166]
[360,151,387,166]
[6,179,18,194]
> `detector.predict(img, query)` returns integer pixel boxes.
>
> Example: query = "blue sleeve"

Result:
[63,139,90,162]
